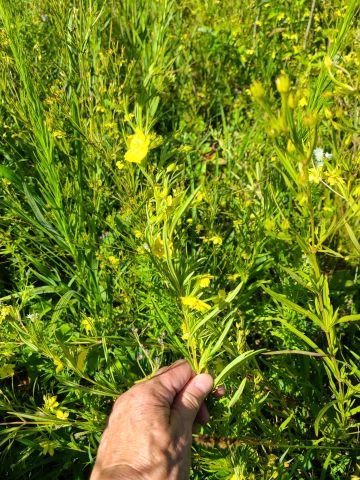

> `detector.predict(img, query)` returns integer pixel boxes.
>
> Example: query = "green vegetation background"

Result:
[0,0,359,478]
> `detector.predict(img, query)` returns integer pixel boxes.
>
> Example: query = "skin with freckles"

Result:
[90,360,215,480]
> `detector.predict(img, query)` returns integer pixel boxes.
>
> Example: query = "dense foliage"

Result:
[0,0,359,478]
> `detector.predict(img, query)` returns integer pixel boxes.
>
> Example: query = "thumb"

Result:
[171,373,213,426]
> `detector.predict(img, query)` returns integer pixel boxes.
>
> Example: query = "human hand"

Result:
[90,360,214,480]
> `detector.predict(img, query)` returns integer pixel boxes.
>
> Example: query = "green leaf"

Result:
[336,313,360,324]
[263,286,323,328]
[192,306,221,335]
[199,312,235,370]
[279,412,294,432]
[51,290,78,323]
[169,187,200,238]
[279,266,317,293]
[153,301,188,358]
[228,377,247,409]
[225,280,246,303]
[214,350,265,387]
[344,222,360,255]
[76,347,88,372]
[314,401,336,437]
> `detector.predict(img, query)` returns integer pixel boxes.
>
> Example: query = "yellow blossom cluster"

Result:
[81,317,94,334]
[202,235,223,245]
[108,255,120,267]
[0,304,12,323]
[43,395,69,420]
[180,295,211,312]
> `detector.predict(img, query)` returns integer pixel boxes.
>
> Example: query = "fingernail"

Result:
[194,374,213,395]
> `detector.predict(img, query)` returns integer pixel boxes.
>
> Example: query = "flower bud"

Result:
[276,73,290,94]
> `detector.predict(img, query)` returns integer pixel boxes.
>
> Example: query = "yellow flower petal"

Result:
[180,295,211,312]
[198,274,214,288]
[125,129,150,164]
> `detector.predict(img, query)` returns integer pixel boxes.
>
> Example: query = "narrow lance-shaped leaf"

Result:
[228,377,247,409]
[263,286,323,329]
[214,350,265,387]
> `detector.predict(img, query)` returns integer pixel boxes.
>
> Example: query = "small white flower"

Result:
[313,147,324,167]
[324,152,332,160]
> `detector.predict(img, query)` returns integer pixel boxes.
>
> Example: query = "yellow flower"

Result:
[194,191,205,203]
[268,454,278,466]
[209,235,223,245]
[226,273,241,281]
[125,129,150,164]
[287,140,295,153]
[40,440,56,456]
[308,167,322,184]
[116,161,125,170]
[181,296,211,312]
[55,409,69,420]
[181,322,191,340]
[197,274,214,288]
[53,357,64,374]
[43,395,59,412]
[0,305,12,323]
[108,255,120,267]
[325,168,344,186]
[264,218,276,232]
[0,364,15,379]
[81,318,93,335]
[52,130,66,139]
